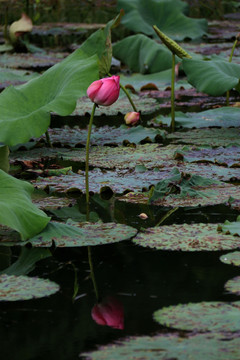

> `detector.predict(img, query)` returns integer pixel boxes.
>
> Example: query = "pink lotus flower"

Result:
[124,112,140,126]
[91,296,124,330]
[87,75,120,106]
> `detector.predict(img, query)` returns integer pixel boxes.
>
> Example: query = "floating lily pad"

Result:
[81,332,240,360]
[0,221,137,248]
[0,274,59,301]
[225,276,240,296]
[228,199,240,211]
[133,223,240,251]
[37,125,166,147]
[0,67,39,89]
[218,218,240,236]
[32,196,77,210]
[153,301,240,332]
[220,251,240,267]
[119,182,240,208]
[175,146,240,167]
[156,107,240,129]
[0,53,67,70]
[168,128,240,147]
[69,96,160,117]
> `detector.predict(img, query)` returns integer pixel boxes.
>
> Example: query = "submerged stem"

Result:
[156,207,178,227]
[88,246,99,301]
[170,53,175,132]
[85,103,97,220]
[45,130,52,148]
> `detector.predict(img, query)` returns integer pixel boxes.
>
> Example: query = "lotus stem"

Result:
[156,207,178,227]
[45,130,52,148]
[86,103,97,219]
[226,38,238,106]
[170,53,175,132]
[88,246,99,301]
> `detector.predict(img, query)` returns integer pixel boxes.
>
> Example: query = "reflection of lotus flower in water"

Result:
[91,296,124,330]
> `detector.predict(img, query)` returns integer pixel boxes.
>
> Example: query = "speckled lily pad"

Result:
[118,183,240,208]
[220,251,240,267]
[32,196,77,210]
[225,276,240,296]
[0,274,59,301]
[0,52,66,70]
[168,128,240,147]
[37,125,166,147]
[81,332,240,360]
[153,301,240,332]
[176,146,240,167]
[133,223,240,251]
[0,221,137,248]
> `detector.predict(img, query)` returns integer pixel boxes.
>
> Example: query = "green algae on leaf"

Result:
[168,128,240,147]
[220,251,240,267]
[0,274,59,301]
[132,223,240,251]
[81,332,240,360]
[153,301,240,332]
[225,276,240,296]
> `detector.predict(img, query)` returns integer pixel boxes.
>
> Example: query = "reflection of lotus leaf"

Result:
[0,274,59,301]
[225,276,240,295]
[154,301,240,332]
[133,223,240,251]
[81,332,240,359]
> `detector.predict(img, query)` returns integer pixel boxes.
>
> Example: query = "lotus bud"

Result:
[87,75,120,106]
[91,296,124,330]
[124,112,140,126]
[9,13,33,43]
[138,213,148,220]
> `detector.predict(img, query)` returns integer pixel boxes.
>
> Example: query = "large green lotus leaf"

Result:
[155,107,240,129]
[225,276,240,296]
[119,182,240,208]
[0,52,66,70]
[133,223,240,251]
[81,332,240,359]
[0,274,59,301]
[37,125,166,147]
[0,221,137,247]
[0,67,39,89]
[120,71,191,91]
[175,146,240,167]
[0,170,50,240]
[0,145,9,173]
[118,0,207,41]
[69,95,159,117]
[183,58,240,95]
[220,251,240,267]
[0,49,99,146]
[154,301,240,332]
[113,34,175,74]
[218,217,240,236]
[168,128,240,147]
[2,247,51,276]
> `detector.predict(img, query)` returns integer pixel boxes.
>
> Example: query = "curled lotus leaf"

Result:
[153,301,240,332]
[81,332,240,360]
[220,251,240,267]
[133,223,240,251]
[225,276,240,296]
[0,274,59,301]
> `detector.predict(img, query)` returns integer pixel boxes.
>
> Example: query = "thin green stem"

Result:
[155,207,178,227]
[119,83,138,112]
[85,103,97,220]
[45,130,52,148]
[88,246,99,301]
[170,53,175,132]
[226,39,238,106]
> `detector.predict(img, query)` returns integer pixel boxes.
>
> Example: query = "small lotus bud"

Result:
[138,213,148,220]
[87,75,120,106]
[124,112,140,126]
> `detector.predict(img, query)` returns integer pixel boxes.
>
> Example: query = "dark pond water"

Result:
[0,200,239,359]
